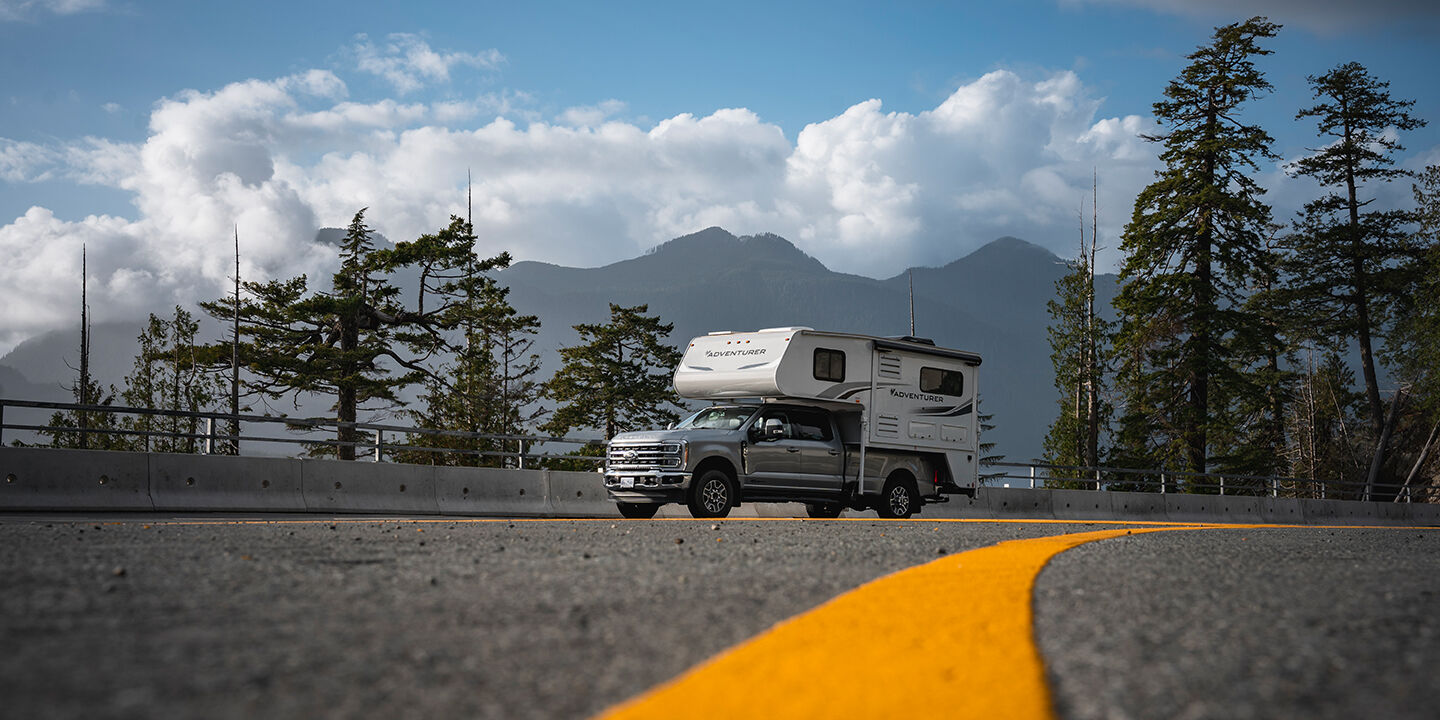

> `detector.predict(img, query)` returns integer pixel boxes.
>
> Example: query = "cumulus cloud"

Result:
[351,33,504,94]
[0,63,1159,354]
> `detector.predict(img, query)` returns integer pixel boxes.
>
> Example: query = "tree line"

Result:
[32,210,683,464]
[1044,17,1439,499]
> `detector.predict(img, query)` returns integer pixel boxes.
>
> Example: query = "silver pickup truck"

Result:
[603,403,942,519]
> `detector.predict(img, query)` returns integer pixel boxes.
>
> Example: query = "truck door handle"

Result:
[786,447,800,453]
[827,450,840,455]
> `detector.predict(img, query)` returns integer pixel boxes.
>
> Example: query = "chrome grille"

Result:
[607,443,683,469]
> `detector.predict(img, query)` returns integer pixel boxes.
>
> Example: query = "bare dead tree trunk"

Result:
[1394,418,1439,503]
[1364,386,1406,501]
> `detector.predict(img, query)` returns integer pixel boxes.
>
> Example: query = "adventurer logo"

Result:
[889,388,944,403]
[705,348,768,358]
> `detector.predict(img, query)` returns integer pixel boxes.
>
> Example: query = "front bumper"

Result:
[603,469,691,504]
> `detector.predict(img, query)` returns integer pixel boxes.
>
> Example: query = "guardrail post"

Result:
[517,439,526,470]
[202,417,214,455]
[1095,467,1101,492]
[374,429,383,462]
[1219,475,1225,496]
[1029,465,1036,489]
[1160,469,1166,495]
[0,402,5,446]
[1271,476,1278,498]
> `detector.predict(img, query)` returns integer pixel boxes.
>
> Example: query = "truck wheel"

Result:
[688,468,735,518]
[878,476,917,519]
[805,502,843,518]
[617,502,660,519]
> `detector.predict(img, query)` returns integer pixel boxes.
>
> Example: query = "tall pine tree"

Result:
[544,304,682,441]
[1280,62,1426,435]
[1113,17,1281,478]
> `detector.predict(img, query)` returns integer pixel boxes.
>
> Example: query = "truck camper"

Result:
[603,327,982,518]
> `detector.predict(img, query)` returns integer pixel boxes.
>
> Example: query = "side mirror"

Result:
[763,418,785,440]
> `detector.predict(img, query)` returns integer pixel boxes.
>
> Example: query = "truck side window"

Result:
[814,348,845,382]
[920,367,964,396]
[788,408,834,442]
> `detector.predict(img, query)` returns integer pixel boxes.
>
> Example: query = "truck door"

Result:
[745,407,806,490]
[785,407,845,491]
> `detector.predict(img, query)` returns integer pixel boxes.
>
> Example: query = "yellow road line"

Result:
[596,527,1187,720]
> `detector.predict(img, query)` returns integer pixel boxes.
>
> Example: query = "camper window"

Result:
[813,348,846,382]
[920,366,965,396]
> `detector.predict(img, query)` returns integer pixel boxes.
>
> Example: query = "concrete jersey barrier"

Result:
[2,446,1437,525]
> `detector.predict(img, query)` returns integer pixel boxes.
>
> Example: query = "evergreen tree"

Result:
[1043,210,1113,474]
[120,307,222,453]
[1113,17,1281,478]
[200,210,479,460]
[1280,62,1427,436]
[544,303,683,440]
[1389,166,1440,497]
[977,395,1007,483]
[405,251,545,467]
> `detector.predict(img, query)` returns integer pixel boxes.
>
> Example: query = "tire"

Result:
[687,468,735,518]
[805,502,843,518]
[877,475,918,519]
[617,502,660,519]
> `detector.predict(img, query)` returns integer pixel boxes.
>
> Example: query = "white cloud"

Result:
[351,33,504,94]
[0,63,1160,354]
[0,0,104,21]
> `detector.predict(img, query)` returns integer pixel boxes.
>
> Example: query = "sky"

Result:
[1,0,1438,355]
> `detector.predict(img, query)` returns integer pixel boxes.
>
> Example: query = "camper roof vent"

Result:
[707,331,734,336]
[758,326,813,333]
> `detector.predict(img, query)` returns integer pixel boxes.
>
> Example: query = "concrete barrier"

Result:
[1165,494,1224,523]
[546,470,615,518]
[1299,498,1344,525]
[150,454,304,512]
[1106,491,1169,522]
[1211,495,1264,523]
[1051,488,1114,521]
[301,459,439,514]
[0,447,152,510]
[982,487,1051,519]
[1261,497,1306,524]
[435,466,549,517]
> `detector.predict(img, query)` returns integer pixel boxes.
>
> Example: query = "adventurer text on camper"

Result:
[705,349,769,358]
[889,388,945,403]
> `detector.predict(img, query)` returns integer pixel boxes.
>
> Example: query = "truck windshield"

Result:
[676,406,758,430]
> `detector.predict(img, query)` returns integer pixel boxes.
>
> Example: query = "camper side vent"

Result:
[878,354,902,379]
[876,414,901,437]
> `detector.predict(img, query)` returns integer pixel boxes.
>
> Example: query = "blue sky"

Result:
[1,0,1438,352]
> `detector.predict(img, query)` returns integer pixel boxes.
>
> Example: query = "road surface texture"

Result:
[1035,526,1440,720]
[1,515,1437,718]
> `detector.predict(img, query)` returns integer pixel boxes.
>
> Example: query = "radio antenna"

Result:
[908,269,916,337]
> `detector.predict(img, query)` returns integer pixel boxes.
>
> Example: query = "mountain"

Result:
[498,228,1108,462]
[0,228,1107,463]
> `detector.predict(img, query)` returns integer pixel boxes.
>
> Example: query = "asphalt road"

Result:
[1,515,1436,719]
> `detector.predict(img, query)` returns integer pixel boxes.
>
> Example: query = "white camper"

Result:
[674,327,983,490]
[602,327,982,519]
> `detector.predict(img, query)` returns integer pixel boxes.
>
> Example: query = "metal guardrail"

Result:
[0,398,605,467]
[982,461,1425,503]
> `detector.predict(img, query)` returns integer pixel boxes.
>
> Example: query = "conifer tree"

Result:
[201,210,481,459]
[120,307,222,453]
[1281,62,1427,436]
[544,304,683,441]
[1113,17,1281,477]
[1044,193,1113,474]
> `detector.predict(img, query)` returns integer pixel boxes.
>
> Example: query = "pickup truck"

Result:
[603,403,943,519]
